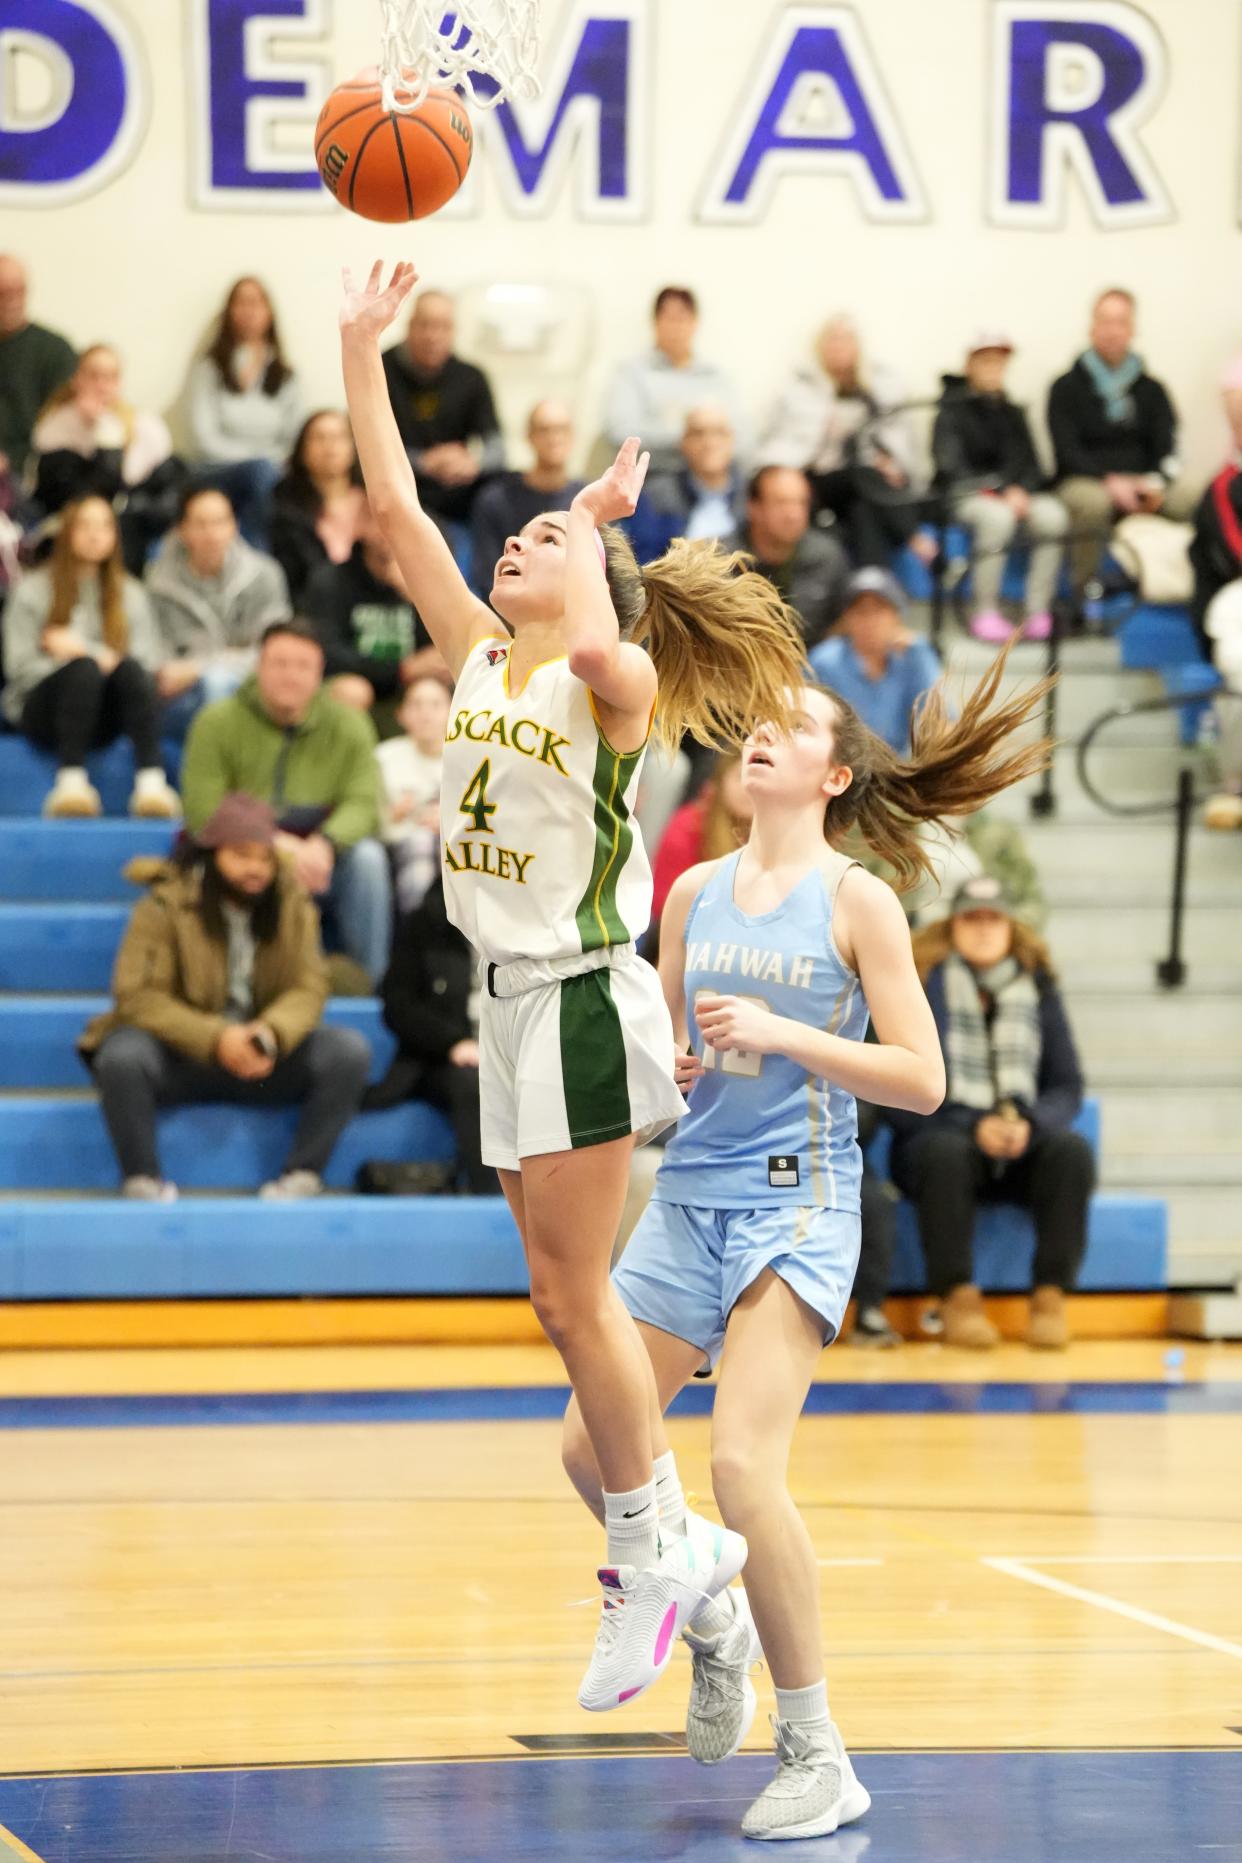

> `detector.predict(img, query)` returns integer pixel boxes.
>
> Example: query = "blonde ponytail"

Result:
[600,527,804,751]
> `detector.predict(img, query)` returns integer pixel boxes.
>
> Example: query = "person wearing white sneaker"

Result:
[565,661,1052,1838]
[341,260,805,1719]
[0,496,170,815]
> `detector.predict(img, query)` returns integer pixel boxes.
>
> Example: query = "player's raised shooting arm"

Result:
[563,443,658,719]
[340,262,495,680]
[773,870,945,1115]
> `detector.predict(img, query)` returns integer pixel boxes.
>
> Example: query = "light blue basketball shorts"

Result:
[612,1199,862,1371]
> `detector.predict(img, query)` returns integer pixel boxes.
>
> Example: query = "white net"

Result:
[379,0,542,111]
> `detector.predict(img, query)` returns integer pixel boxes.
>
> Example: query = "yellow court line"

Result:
[0,1824,46,1862]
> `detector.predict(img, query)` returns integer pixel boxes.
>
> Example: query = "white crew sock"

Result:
[652,1449,687,1542]
[775,1679,831,1742]
[685,1584,737,1645]
[603,1479,660,1570]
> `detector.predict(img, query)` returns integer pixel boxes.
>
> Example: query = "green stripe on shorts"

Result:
[559,968,633,1149]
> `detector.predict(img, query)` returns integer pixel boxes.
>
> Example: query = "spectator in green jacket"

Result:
[182,620,392,981]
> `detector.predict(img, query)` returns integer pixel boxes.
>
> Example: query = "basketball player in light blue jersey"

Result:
[564,660,1051,1841]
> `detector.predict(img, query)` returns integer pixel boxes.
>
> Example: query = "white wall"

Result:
[5,0,1240,481]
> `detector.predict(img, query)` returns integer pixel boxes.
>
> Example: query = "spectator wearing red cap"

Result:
[933,333,1068,644]
[80,793,370,1202]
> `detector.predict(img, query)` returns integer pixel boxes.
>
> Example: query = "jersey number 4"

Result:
[458,760,497,834]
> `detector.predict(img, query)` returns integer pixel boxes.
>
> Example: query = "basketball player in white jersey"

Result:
[339,261,806,1708]
[563,663,1050,1838]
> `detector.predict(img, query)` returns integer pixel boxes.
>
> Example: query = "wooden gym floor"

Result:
[0,1337,1240,1860]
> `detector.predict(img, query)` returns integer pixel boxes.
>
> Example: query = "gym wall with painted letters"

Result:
[1,1,1236,473]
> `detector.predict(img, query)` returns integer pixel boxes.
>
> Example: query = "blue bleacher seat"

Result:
[0,1197,527,1300]
[0,1098,452,1193]
[0,904,134,991]
[0,821,177,902]
[1116,602,1203,671]
[0,734,181,817]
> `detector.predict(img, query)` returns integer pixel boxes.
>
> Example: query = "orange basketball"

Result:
[315,71,472,223]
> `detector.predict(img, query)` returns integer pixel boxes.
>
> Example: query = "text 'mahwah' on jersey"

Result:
[440,638,653,967]
[653,850,870,1211]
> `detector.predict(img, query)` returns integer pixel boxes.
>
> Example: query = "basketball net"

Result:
[379,0,542,110]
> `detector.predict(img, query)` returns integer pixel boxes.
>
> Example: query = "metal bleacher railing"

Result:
[1076,684,1236,990]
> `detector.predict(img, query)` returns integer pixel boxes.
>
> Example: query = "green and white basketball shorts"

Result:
[478,943,687,1171]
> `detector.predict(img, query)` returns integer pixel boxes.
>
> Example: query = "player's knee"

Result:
[710,1439,769,1524]
[527,1275,584,1354]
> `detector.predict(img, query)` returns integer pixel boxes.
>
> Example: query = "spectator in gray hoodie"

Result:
[146,486,290,738]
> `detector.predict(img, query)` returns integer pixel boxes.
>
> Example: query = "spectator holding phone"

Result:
[80,794,370,1201]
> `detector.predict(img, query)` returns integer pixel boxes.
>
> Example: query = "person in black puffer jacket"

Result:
[932,333,1068,646]
[364,877,497,1194]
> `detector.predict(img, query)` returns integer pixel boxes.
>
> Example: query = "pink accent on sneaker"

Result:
[1022,611,1053,640]
[618,1686,641,1703]
[653,1602,678,1667]
[970,610,1016,643]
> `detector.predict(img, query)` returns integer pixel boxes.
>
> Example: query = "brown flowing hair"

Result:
[910,915,1056,985]
[700,753,751,861]
[599,528,803,751]
[37,344,135,446]
[206,277,293,396]
[45,498,129,653]
[821,649,1055,890]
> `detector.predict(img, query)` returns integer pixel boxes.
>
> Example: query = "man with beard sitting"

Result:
[80,793,370,1201]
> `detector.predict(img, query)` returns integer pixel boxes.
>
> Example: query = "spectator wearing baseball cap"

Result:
[885,875,1095,1351]
[79,792,371,1202]
[932,332,1068,644]
[808,567,943,754]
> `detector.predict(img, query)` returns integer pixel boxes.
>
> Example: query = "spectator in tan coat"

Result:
[80,794,370,1201]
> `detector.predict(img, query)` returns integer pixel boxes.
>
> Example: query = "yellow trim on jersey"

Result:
[587,688,658,756]
[504,651,569,701]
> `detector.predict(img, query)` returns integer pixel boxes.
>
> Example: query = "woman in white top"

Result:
[341,259,806,1715]
[188,277,303,549]
[31,344,178,571]
[760,315,935,568]
[1,494,179,819]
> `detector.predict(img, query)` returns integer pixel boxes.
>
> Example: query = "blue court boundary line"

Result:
[1,1379,1240,1429]
[0,1743,1236,1783]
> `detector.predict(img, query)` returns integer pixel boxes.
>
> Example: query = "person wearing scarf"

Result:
[885,876,1095,1350]
[1047,287,1196,603]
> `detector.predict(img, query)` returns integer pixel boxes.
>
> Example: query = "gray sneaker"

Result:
[122,1176,178,1202]
[685,1591,762,1764]
[259,1170,323,1201]
[741,1715,870,1841]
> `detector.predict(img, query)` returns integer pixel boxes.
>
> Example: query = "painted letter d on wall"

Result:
[0,0,146,205]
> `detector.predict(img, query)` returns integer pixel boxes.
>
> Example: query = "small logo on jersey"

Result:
[769,1155,800,1188]
[485,645,510,667]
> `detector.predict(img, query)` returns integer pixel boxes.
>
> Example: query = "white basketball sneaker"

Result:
[577,1513,748,1713]
[685,1587,763,1764]
[741,1715,870,1841]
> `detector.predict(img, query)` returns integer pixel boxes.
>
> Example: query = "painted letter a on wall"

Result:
[0,0,146,204]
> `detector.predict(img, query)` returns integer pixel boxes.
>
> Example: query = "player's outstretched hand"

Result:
[340,260,419,340]
[572,436,650,526]
[696,992,779,1057]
